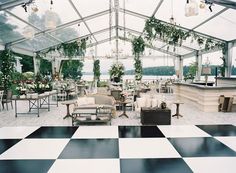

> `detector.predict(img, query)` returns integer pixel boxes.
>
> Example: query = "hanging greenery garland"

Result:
[93,59,101,82]
[42,37,88,58]
[0,49,15,91]
[143,16,226,53]
[132,36,145,81]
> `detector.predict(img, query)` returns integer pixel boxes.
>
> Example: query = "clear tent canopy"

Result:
[0,0,236,60]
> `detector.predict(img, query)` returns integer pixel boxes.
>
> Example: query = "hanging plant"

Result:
[219,56,227,77]
[59,39,87,58]
[109,62,125,82]
[134,56,142,81]
[132,36,145,81]
[43,38,88,58]
[93,59,101,83]
[0,49,15,91]
[143,16,226,53]
[144,17,189,48]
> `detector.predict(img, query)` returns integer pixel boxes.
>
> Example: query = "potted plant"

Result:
[109,62,125,83]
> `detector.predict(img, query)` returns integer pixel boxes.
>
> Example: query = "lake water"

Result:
[82,74,219,81]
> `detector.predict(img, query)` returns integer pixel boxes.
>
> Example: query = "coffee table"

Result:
[72,106,112,126]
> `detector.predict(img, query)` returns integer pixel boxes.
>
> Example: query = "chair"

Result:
[111,90,123,110]
[57,89,66,101]
[110,90,122,101]
[0,90,4,111]
[2,90,13,110]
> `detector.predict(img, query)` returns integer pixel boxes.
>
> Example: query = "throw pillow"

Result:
[86,97,95,105]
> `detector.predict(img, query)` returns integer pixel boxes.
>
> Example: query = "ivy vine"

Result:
[93,59,101,82]
[132,36,145,81]
[0,49,15,91]
[42,38,88,58]
[143,16,226,54]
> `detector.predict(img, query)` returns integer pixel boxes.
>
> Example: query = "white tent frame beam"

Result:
[68,0,98,43]
[119,26,196,52]
[119,36,180,57]
[119,8,226,42]
[191,7,228,30]
[4,10,63,44]
[9,9,111,46]
[37,27,116,52]
[0,0,29,11]
[151,0,164,17]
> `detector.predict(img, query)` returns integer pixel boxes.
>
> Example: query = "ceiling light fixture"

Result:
[185,0,199,17]
[169,0,176,25]
[45,0,57,29]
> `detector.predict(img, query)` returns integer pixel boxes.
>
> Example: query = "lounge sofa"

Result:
[74,94,116,117]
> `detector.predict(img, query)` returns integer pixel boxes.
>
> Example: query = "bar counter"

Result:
[173,82,236,112]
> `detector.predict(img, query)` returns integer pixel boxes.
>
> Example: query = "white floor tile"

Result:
[72,126,118,139]
[158,125,211,138]
[184,157,236,173]
[48,159,120,173]
[119,138,181,158]
[215,137,236,152]
[0,139,69,159]
[0,126,39,139]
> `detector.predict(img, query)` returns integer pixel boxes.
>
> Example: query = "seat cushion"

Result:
[136,98,146,108]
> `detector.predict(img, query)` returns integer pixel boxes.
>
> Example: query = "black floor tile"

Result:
[168,137,236,157]
[119,126,165,138]
[26,126,78,138]
[197,125,236,136]
[59,139,119,159]
[0,160,54,173]
[120,158,193,173]
[0,139,20,154]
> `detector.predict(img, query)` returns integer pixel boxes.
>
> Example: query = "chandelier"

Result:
[44,0,57,29]
[45,10,58,29]
[185,0,199,17]
[22,26,35,39]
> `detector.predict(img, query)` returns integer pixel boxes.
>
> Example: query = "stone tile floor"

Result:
[0,94,236,127]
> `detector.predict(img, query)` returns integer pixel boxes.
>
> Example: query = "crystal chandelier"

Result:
[185,0,199,17]
[22,26,35,39]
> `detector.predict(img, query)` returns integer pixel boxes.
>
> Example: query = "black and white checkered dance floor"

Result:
[0,125,235,173]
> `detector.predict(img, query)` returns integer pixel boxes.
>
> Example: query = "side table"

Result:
[172,102,184,119]
[61,100,76,119]
[119,101,128,118]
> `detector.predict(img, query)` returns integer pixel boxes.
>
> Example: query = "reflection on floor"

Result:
[0,125,235,173]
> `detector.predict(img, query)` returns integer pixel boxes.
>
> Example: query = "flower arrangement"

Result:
[109,62,125,82]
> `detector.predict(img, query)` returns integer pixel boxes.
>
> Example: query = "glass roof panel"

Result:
[71,0,109,17]
[162,44,192,56]
[155,0,224,29]
[182,37,202,50]
[86,14,110,33]
[50,22,89,42]
[8,0,80,31]
[120,13,145,33]
[0,0,14,4]
[120,0,161,16]
[0,11,26,43]
[195,9,236,41]
[15,35,59,52]
[94,29,115,42]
